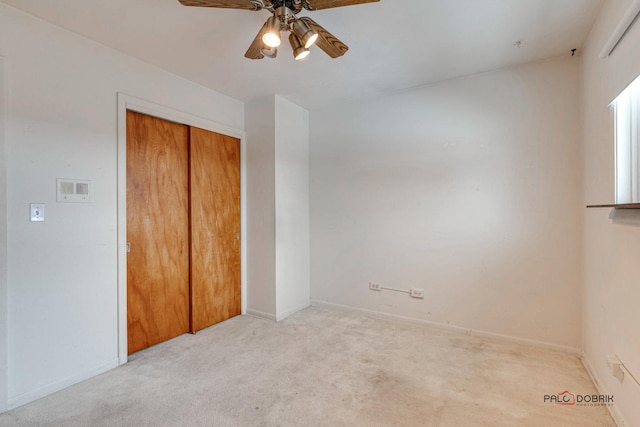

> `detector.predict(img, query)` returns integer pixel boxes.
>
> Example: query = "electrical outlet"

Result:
[369,282,382,291]
[410,288,424,299]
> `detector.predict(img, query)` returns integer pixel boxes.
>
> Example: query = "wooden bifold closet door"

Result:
[126,111,241,355]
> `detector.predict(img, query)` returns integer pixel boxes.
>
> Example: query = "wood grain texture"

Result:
[177,0,257,10]
[126,111,190,354]
[190,127,241,332]
[305,0,379,10]
[300,17,348,58]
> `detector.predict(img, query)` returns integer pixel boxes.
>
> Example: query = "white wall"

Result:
[0,4,244,409]
[245,95,310,321]
[246,96,277,319]
[310,56,583,350]
[0,55,8,413]
[582,0,640,425]
[7,0,634,417]
[275,96,310,320]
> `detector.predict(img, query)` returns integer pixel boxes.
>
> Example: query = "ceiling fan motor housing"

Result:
[268,0,306,14]
[275,6,296,29]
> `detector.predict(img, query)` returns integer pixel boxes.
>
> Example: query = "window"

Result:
[614,74,640,204]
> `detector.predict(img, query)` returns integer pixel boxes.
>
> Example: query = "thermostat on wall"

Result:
[57,178,92,203]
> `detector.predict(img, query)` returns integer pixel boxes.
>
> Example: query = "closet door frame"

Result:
[116,93,247,365]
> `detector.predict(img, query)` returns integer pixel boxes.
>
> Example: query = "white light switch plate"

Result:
[30,203,45,222]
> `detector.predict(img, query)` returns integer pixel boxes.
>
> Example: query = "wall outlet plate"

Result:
[410,288,424,299]
[369,282,382,291]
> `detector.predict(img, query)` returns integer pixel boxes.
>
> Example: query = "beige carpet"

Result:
[0,307,615,426]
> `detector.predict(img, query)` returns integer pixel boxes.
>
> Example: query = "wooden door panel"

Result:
[127,111,190,354]
[190,127,241,331]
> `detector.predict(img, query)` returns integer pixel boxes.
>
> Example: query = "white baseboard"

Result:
[8,358,119,410]
[246,309,277,321]
[276,302,310,322]
[581,353,626,427]
[247,303,311,322]
[310,300,581,356]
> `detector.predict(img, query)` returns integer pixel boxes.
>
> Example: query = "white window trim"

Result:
[614,75,640,204]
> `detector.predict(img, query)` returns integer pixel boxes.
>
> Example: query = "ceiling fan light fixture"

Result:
[292,19,318,48]
[289,33,310,61]
[262,16,281,48]
[178,0,365,60]
[260,45,278,58]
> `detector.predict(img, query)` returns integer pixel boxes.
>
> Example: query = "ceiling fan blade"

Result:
[177,0,259,10]
[300,17,348,58]
[304,0,379,11]
[244,21,268,60]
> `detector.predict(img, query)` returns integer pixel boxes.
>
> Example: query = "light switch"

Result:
[30,203,45,222]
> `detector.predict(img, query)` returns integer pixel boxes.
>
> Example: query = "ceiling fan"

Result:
[177,0,380,60]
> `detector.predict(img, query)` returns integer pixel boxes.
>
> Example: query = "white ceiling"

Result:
[1,0,604,109]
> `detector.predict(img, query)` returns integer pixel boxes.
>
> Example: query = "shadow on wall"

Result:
[609,209,640,226]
